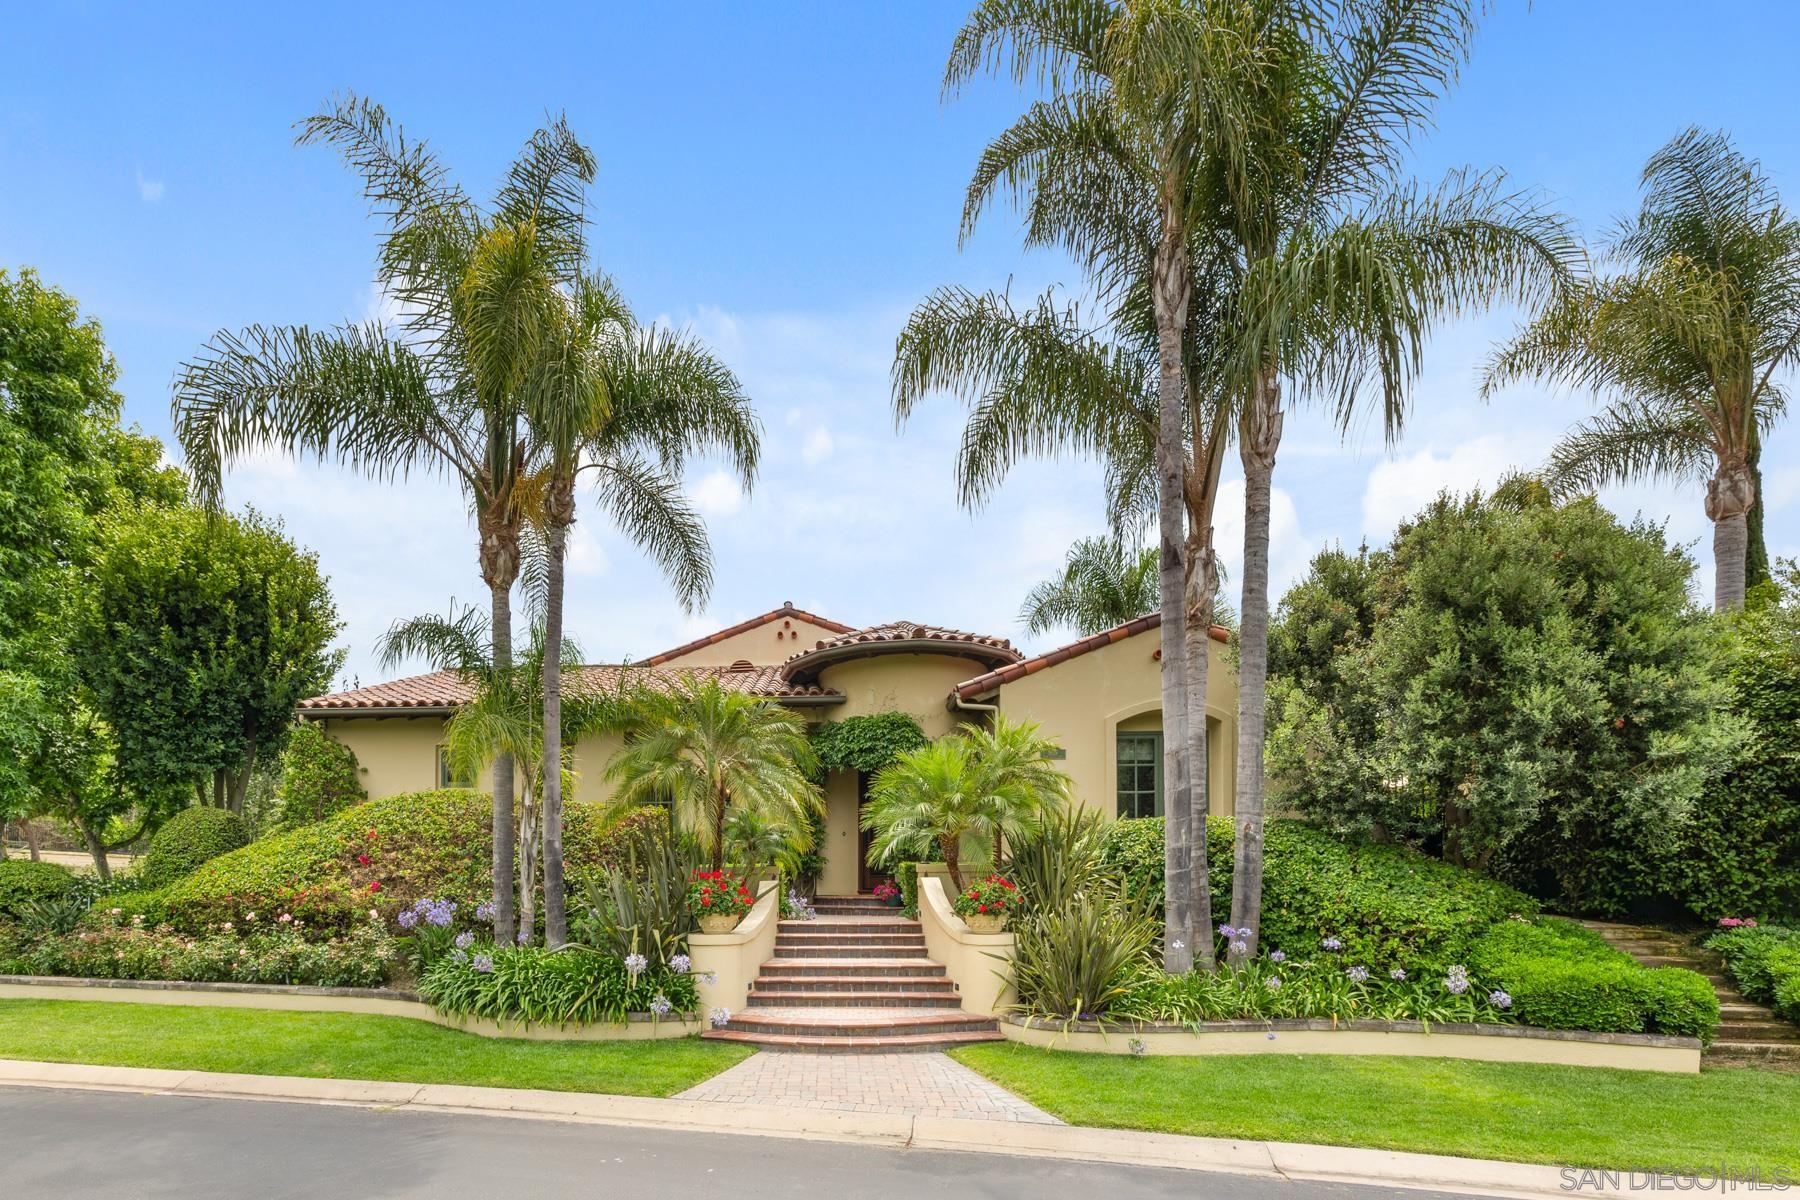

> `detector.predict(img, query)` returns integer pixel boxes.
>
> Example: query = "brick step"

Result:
[746,990,963,1008]
[1722,1003,1777,1020]
[1714,1022,1800,1043]
[759,958,947,977]
[777,929,925,943]
[776,934,926,949]
[778,919,919,934]
[1707,1040,1800,1063]
[750,974,956,992]
[698,1028,1005,1054]
[773,944,931,959]
[719,1010,998,1038]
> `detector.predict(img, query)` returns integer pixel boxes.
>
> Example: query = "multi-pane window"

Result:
[1116,731,1163,819]
[437,746,473,789]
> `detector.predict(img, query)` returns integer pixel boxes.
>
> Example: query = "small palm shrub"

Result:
[141,808,251,889]
[0,860,76,920]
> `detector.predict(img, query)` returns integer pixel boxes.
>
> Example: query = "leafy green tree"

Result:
[274,722,367,829]
[604,678,821,875]
[1020,536,1160,636]
[73,505,342,812]
[174,95,597,943]
[863,718,1070,892]
[1485,129,1800,611]
[523,271,759,946]
[1266,482,1743,914]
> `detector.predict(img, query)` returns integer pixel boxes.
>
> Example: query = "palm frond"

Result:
[587,451,713,612]
[1545,398,1714,497]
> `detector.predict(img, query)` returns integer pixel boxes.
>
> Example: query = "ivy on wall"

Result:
[808,713,929,777]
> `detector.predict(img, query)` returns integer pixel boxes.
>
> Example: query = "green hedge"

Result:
[274,723,367,828]
[0,860,76,919]
[896,862,920,916]
[1706,925,1800,1021]
[1100,817,1537,970]
[1469,919,1719,1042]
[115,790,666,934]
[141,807,252,889]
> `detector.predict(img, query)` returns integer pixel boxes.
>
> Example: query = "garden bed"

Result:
[999,1014,1700,1073]
[0,975,702,1040]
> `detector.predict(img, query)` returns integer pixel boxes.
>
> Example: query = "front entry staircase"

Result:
[700,895,1004,1052]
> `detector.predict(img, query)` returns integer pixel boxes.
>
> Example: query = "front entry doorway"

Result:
[855,772,893,895]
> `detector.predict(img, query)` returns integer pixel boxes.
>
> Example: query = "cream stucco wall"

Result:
[817,653,989,737]
[314,716,626,807]
[649,613,846,667]
[990,630,1237,818]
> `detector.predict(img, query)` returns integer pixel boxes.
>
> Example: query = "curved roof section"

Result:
[953,612,1228,701]
[300,663,841,714]
[781,620,1021,683]
[640,601,854,666]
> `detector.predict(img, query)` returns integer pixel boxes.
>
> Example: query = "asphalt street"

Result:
[1,1084,1475,1200]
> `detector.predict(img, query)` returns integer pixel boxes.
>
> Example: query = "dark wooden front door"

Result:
[855,772,892,894]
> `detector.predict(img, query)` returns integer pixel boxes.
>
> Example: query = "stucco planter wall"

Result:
[688,877,780,1016]
[917,875,1014,1016]
[1000,1014,1701,1074]
[0,976,702,1040]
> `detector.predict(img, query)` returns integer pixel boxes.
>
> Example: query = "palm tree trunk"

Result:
[1183,533,1218,972]
[1151,189,1194,975]
[518,769,538,944]
[942,835,964,894]
[482,507,521,945]
[1229,370,1282,967]
[1706,459,1756,611]
[541,492,573,948]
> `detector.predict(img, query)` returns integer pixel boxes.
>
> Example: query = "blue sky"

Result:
[4,2,1797,685]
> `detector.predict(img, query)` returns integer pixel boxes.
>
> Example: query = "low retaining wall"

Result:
[688,877,781,1017]
[1000,1015,1701,1073]
[917,876,1014,1016]
[0,976,702,1041]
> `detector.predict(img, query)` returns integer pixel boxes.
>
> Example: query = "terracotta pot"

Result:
[699,913,743,934]
[962,912,1008,933]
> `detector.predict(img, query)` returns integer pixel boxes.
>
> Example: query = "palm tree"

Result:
[604,678,821,874]
[1020,536,1160,636]
[1129,1,1580,965]
[173,95,596,944]
[863,717,1070,892]
[1485,128,1799,610]
[722,806,813,886]
[380,604,604,940]
[524,272,760,946]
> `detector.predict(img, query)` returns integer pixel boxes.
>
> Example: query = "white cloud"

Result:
[801,426,834,465]
[567,524,609,577]
[135,171,165,203]
[1213,480,1313,607]
[689,469,745,517]
[1359,434,1540,544]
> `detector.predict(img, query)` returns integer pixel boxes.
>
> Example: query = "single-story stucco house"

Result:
[298,602,1236,896]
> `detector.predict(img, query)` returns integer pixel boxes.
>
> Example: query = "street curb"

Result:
[0,1058,1570,1197]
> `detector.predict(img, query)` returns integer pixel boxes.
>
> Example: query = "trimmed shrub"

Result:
[895,862,920,916]
[1469,919,1718,1042]
[141,808,251,889]
[116,790,666,934]
[1706,925,1800,1018]
[0,860,76,919]
[1101,817,1537,970]
[274,723,367,828]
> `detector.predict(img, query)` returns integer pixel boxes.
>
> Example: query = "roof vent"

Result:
[728,659,756,672]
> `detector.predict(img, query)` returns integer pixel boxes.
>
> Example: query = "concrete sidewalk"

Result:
[0,1056,1573,1198]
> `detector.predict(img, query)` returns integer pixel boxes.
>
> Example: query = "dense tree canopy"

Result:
[1267,480,1743,914]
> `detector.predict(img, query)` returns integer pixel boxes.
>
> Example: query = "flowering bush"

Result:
[780,888,816,920]
[872,882,900,902]
[951,875,1020,920]
[1116,951,1514,1026]
[686,870,754,920]
[0,909,397,989]
[418,942,699,1026]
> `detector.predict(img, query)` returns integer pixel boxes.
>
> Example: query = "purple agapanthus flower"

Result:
[1489,990,1512,1010]
[516,927,531,944]
[424,899,455,928]
[649,994,673,1017]
[1321,936,1343,951]
[1445,965,1470,995]
[454,931,475,951]
[670,954,691,974]
[1229,940,1248,956]
[471,954,494,974]
[700,971,718,987]
[624,953,648,977]
[396,908,419,930]
[1218,923,1236,938]
[1268,950,1286,963]
[1390,967,1407,981]
[1265,976,1283,992]
[475,900,496,922]
[1346,965,1369,983]
[708,1006,732,1028]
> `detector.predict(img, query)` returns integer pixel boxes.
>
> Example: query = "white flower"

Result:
[1171,939,1185,951]
[708,1006,732,1028]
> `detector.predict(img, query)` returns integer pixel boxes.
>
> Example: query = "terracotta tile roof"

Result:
[640,602,855,666]
[781,620,1023,681]
[299,663,841,713]
[953,612,1228,700]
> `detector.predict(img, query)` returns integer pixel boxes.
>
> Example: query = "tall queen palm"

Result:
[524,272,759,946]
[174,95,594,943]
[1486,128,1799,611]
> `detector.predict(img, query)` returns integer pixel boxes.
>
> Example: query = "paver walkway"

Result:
[677,1051,1061,1124]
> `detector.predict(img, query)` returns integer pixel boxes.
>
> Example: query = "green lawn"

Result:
[951,1043,1800,1175]
[0,1000,750,1097]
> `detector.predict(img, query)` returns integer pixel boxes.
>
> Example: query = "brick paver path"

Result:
[677,1051,1062,1124]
